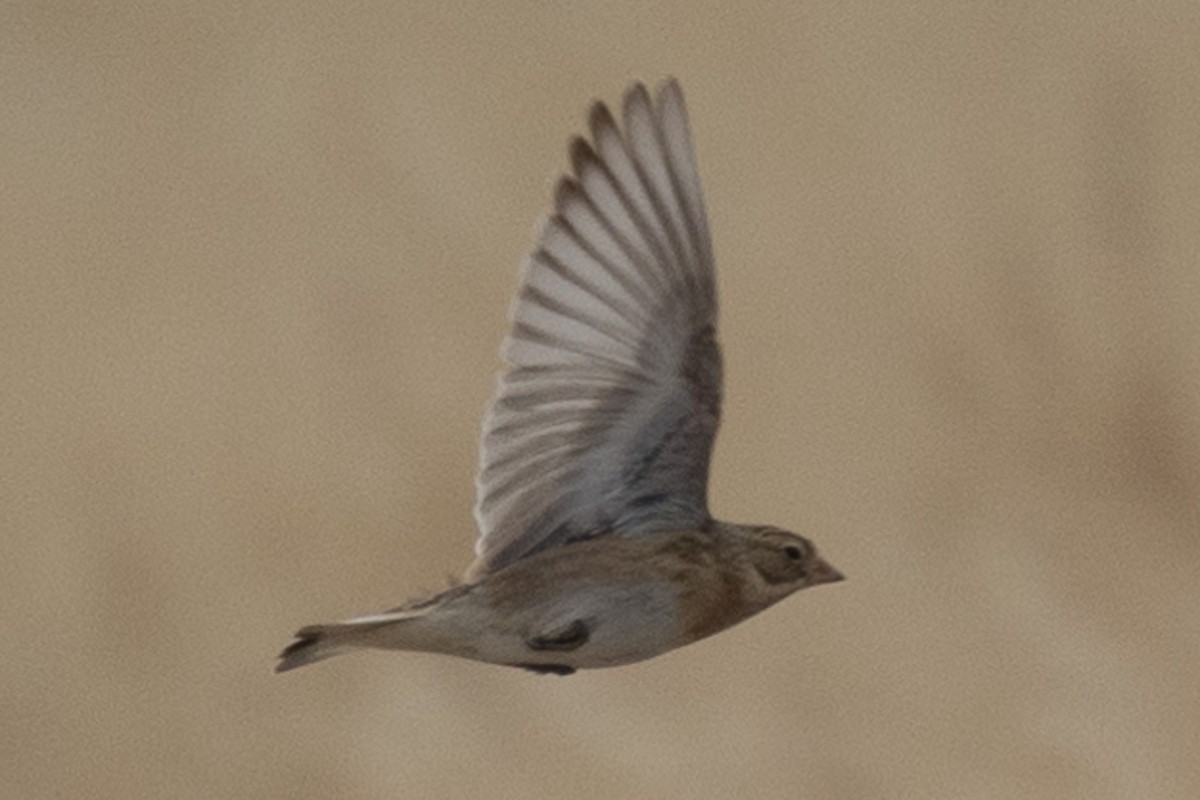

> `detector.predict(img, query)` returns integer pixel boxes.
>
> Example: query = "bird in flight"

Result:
[277,78,843,676]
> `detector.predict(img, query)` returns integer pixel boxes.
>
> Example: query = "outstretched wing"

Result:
[472,79,721,576]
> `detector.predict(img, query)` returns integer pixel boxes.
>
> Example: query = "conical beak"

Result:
[810,557,845,586]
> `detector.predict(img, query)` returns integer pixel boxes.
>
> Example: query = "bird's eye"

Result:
[784,545,803,561]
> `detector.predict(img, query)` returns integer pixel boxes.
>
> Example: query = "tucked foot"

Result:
[513,663,577,676]
[526,619,590,651]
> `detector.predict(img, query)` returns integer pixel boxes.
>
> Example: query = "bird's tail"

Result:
[275,611,422,673]
[276,624,348,672]
[276,583,473,673]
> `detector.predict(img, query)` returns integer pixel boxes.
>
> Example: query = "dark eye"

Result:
[784,545,804,561]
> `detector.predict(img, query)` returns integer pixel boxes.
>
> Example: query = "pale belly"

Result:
[398,580,687,671]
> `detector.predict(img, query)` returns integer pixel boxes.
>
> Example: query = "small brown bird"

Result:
[277,78,843,676]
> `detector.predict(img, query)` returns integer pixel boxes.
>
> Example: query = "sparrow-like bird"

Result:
[277,79,842,676]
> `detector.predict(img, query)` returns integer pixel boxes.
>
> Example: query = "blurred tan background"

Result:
[4,2,1200,798]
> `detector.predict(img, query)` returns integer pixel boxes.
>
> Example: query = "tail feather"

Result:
[275,608,432,673]
[276,624,350,673]
[276,585,471,673]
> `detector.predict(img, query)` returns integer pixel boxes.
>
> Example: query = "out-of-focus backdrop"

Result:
[4,2,1199,798]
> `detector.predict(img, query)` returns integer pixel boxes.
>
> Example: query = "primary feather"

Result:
[472,79,722,576]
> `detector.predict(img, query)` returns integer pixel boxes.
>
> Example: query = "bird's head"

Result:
[739,525,844,599]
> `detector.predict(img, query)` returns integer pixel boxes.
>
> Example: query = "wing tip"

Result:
[655,76,684,104]
[587,98,619,145]
[621,81,655,129]
[551,174,582,213]
[585,77,688,161]
[567,135,597,176]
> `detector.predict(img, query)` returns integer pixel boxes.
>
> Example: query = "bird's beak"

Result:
[810,557,845,586]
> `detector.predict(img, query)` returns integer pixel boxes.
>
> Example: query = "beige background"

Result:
[4,2,1200,798]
